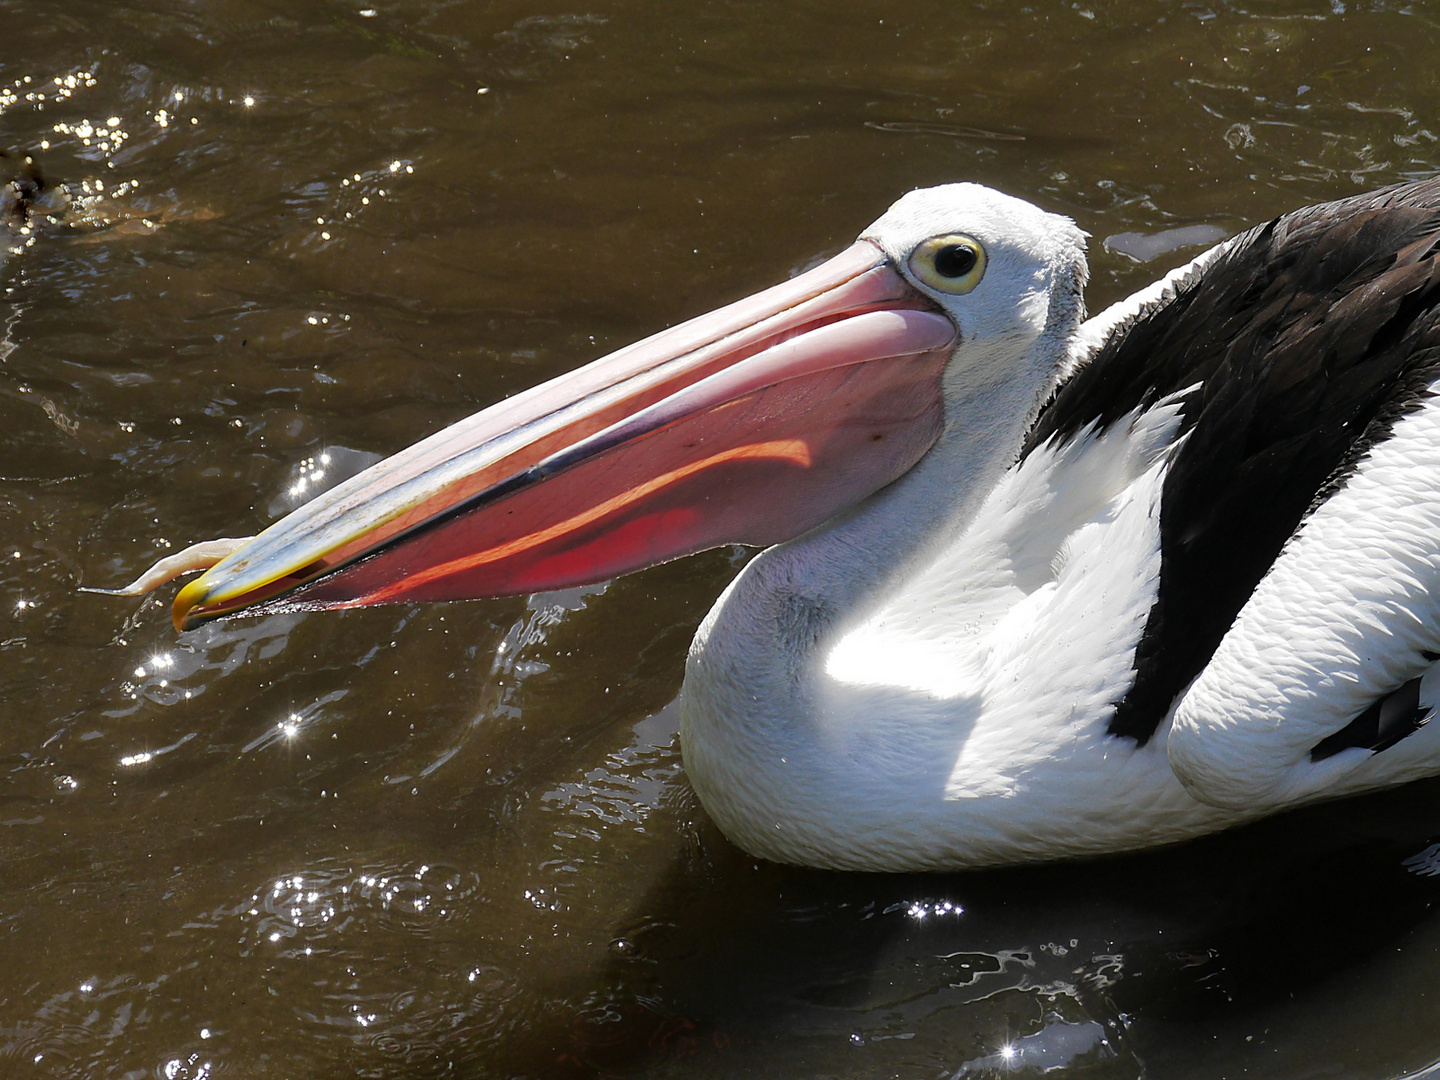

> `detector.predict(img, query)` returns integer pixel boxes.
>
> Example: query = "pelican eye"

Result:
[909,235,987,295]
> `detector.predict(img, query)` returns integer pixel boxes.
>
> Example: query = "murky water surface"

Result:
[5,1,1440,1076]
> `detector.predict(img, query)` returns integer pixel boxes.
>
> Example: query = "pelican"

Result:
[108,178,1440,870]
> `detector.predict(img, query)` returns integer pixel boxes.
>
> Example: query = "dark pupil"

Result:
[934,244,977,278]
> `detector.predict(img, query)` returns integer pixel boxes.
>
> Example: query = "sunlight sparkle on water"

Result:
[163,1055,210,1079]
[903,899,963,920]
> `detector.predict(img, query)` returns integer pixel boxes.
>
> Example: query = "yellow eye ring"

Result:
[908,234,987,295]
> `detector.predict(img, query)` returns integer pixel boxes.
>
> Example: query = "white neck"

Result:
[733,357,1053,633]
[677,312,1081,866]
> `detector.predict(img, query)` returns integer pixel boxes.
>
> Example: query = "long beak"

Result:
[170,240,956,631]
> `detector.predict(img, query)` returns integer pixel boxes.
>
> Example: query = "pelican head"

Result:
[154,184,1089,631]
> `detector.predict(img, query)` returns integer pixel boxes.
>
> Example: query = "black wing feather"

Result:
[1023,178,1440,744]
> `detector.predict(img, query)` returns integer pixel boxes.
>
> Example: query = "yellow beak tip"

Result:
[172,579,210,633]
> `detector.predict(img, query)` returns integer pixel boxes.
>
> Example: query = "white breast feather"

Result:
[683,395,1265,868]
[737,398,1248,865]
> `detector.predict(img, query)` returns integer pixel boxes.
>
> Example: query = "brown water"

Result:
[5,1,1440,1076]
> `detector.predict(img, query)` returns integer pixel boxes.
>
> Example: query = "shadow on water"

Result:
[528,773,1440,1080]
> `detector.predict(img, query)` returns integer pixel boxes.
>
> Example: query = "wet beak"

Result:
[170,240,956,631]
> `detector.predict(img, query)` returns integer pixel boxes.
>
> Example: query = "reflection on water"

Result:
[952,1015,1115,1076]
[5,0,1440,1077]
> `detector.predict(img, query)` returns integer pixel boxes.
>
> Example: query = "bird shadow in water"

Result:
[566,772,1440,1079]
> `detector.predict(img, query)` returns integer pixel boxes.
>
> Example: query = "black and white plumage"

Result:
[124,177,1440,870]
[1034,181,1440,749]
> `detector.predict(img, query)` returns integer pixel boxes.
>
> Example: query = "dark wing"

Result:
[1023,177,1440,743]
